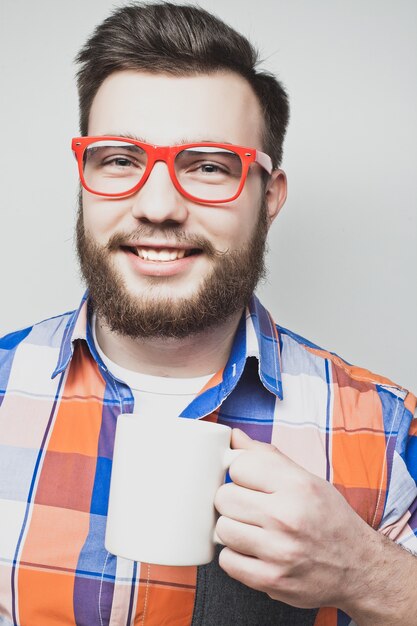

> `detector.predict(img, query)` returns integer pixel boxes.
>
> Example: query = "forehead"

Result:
[88,70,264,147]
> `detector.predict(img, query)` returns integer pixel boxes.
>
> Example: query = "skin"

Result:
[83,70,416,622]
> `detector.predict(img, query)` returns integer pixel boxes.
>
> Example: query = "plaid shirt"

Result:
[0,293,416,626]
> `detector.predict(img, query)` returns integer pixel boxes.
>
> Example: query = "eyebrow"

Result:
[105,133,234,146]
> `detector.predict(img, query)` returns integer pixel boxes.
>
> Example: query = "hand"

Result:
[214,429,396,620]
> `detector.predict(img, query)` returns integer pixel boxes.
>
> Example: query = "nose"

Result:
[130,161,189,225]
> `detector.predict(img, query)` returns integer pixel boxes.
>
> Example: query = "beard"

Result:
[76,201,268,339]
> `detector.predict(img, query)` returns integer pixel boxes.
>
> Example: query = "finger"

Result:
[215,515,271,560]
[218,548,315,608]
[231,428,280,453]
[214,481,269,526]
[229,448,283,493]
[229,441,305,494]
[231,428,264,450]
[218,547,278,597]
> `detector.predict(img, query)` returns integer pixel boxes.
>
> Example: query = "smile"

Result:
[125,246,201,262]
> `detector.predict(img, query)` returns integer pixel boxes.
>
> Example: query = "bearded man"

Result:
[0,3,416,626]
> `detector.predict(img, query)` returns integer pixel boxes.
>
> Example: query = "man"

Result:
[0,3,416,626]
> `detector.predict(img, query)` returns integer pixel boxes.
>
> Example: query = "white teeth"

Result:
[159,249,172,261]
[135,247,187,261]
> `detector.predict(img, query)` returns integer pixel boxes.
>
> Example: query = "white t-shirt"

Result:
[92,317,213,419]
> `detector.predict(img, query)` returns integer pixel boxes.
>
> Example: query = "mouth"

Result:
[122,246,202,262]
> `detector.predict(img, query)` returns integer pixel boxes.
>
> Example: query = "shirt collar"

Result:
[52,292,97,378]
[246,294,283,399]
[52,292,283,400]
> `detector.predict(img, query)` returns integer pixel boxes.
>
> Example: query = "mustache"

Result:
[106,226,225,258]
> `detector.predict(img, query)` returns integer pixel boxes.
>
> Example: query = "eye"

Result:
[104,156,136,168]
[185,159,229,175]
[84,144,147,171]
[199,162,225,174]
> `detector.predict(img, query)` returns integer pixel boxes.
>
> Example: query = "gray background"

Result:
[1,0,416,391]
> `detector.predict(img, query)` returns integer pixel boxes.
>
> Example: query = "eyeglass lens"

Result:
[82,141,243,200]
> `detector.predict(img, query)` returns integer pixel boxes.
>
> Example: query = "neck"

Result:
[95,310,243,378]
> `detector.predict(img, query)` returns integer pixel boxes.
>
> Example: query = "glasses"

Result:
[72,136,273,203]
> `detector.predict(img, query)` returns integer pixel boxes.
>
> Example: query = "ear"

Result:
[264,169,287,226]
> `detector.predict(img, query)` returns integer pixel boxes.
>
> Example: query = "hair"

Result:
[76,2,289,168]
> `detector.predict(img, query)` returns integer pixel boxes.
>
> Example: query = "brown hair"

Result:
[76,2,289,167]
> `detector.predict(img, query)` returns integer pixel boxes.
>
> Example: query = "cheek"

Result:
[201,201,258,248]
[82,192,131,241]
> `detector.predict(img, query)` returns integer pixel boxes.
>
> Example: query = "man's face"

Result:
[78,70,286,338]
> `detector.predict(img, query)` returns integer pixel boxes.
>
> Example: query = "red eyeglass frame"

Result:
[71,136,273,203]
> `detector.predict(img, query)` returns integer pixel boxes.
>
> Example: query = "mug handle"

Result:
[214,447,244,545]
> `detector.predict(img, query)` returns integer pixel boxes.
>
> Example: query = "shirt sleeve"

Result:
[378,392,417,554]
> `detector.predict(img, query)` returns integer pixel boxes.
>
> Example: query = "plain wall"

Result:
[1,0,416,391]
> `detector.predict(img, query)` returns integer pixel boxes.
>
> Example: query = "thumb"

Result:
[231,428,264,450]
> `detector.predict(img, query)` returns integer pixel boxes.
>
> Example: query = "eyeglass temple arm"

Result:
[255,151,273,175]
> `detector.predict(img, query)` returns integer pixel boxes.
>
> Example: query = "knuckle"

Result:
[280,542,303,568]
[213,489,225,512]
[214,483,232,511]
[266,569,282,589]
[218,545,233,571]
[255,565,283,595]
[216,514,227,534]
[266,495,304,530]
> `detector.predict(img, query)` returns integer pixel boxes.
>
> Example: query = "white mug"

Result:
[105,414,241,566]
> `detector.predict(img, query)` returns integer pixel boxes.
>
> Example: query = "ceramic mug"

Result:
[105,414,241,566]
